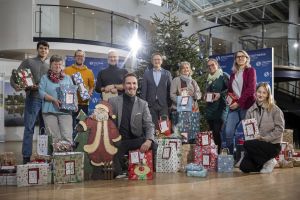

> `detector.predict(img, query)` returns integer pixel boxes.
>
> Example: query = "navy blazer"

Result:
[140,68,172,107]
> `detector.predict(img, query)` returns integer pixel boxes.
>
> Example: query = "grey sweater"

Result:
[245,102,285,144]
[10,56,49,99]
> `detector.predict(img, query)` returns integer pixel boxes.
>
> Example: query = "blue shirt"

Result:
[39,74,74,114]
[153,68,161,86]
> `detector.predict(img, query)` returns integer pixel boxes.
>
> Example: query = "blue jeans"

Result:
[222,108,247,154]
[22,97,44,158]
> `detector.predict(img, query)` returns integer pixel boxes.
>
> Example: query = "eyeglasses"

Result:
[207,64,215,68]
[236,55,247,59]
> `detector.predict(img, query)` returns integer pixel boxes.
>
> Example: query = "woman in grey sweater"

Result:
[239,82,284,173]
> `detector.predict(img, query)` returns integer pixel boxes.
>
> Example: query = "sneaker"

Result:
[115,171,128,179]
[23,157,31,164]
[260,158,277,173]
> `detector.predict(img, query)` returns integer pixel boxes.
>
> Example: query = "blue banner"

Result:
[210,48,273,89]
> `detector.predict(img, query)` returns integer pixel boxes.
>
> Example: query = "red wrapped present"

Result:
[226,92,238,106]
[194,146,218,171]
[195,131,215,147]
[128,150,153,180]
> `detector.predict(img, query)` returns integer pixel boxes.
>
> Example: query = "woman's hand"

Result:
[213,93,221,101]
[230,102,239,110]
[52,99,61,108]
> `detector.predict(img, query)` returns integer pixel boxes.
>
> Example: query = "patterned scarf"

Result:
[48,69,65,83]
[207,68,223,84]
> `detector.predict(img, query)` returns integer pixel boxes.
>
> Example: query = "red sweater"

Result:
[228,67,256,110]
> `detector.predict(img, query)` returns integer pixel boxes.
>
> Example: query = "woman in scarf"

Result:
[39,55,75,144]
[170,61,201,111]
[204,58,228,153]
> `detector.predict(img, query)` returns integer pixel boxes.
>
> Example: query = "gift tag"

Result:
[160,120,169,133]
[203,155,210,166]
[181,89,188,96]
[202,135,209,146]
[245,123,255,136]
[26,78,34,87]
[65,161,75,175]
[226,95,233,105]
[65,93,74,104]
[28,168,38,184]
[162,147,171,159]
[206,93,213,102]
[130,151,140,164]
[180,96,189,106]
[279,154,285,161]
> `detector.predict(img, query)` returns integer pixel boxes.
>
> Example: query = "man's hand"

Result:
[229,102,239,110]
[88,90,93,97]
[140,140,152,153]
[26,84,39,91]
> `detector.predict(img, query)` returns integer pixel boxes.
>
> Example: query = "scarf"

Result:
[207,68,223,84]
[180,75,192,86]
[48,69,65,83]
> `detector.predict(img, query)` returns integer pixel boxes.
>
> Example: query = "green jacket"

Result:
[205,75,228,120]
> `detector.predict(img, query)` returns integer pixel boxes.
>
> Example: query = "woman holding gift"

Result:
[204,58,228,153]
[39,55,75,144]
[239,82,284,173]
[223,50,256,154]
[170,61,201,111]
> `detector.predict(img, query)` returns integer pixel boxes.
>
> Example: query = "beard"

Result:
[93,108,109,121]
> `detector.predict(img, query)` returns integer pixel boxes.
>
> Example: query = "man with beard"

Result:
[64,50,95,139]
[95,50,128,101]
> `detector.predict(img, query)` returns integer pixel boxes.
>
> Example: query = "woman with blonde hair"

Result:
[239,82,284,173]
[223,50,256,153]
[170,61,201,111]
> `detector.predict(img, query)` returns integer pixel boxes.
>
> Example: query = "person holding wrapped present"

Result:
[239,82,284,173]
[39,55,75,144]
[10,41,49,164]
[204,58,228,153]
[170,61,201,112]
[223,50,256,154]
[64,50,95,139]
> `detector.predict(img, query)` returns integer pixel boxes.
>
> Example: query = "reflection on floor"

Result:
[0,142,300,200]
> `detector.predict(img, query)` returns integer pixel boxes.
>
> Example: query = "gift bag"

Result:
[194,145,218,170]
[128,150,153,180]
[242,118,259,140]
[217,148,234,173]
[16,163,49,187]
[72,72,90,101]
[158,115,172,137]
[177,96,193,112]
[59,84,78,111]
[156,139,182,173]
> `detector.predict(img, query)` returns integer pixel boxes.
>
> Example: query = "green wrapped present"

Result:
[12,68,34,89]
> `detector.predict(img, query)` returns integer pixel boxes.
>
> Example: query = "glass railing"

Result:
[34,4,147,49]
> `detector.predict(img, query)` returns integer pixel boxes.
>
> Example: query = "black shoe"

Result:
[23,157,31,164]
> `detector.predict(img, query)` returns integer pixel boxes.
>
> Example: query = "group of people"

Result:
[11,40,284,176]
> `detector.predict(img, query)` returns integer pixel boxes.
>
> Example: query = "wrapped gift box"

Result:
[195,131,215,147]
[242,118,259,140]
[190,112,200,132]
[185,163,203,172]
[16,163,48,187]
[186,169,207,177]
[158,115,172,137]
[177,96,193,112]
[59,84,78,111]
[226,92,238,106]
[12,68,34,89]
[283,129,293,145]
[0,173,17,186]
[194,146,218,171]
[72,72,90,101]
[179,144,195,172]
[128,150,153,180]
[217,149,234,173]
[53,152,84,184]
[156,139,182,173]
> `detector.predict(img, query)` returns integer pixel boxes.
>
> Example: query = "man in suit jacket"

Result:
[108,73,156,177]
[140,52,172,128]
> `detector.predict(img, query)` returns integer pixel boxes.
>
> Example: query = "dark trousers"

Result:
[113,137,157,176]
[207,119,223,153]
[239,139,281,173]
[149,101,168,129]
[72,105,89,140]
